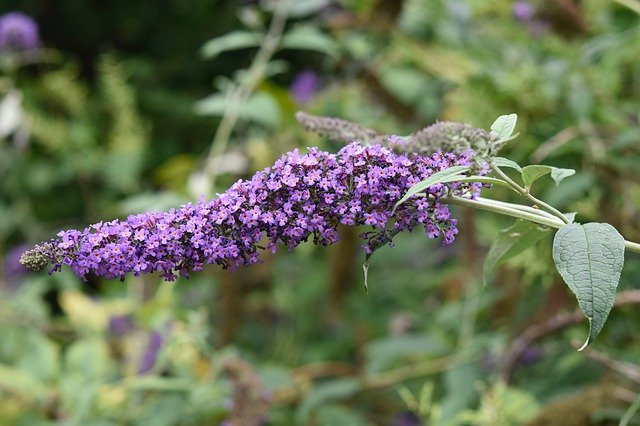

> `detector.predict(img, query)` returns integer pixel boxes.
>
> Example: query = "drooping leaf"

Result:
[483,220,551,286]
[200,31,262,60]
[393,165,470,211]
[521,165,575,189]
[552,222,625,350]
[280,25,340,58]
[490,114,518,141]
[492,157,522,172]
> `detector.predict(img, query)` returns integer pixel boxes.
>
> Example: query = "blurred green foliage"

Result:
[2,0,640,424]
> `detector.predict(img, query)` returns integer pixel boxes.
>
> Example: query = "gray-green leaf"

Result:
[521,165,575,189]
[492,157,522,172]
[393,166,470,212]
[552,222,625,350]
[490,114,518,141]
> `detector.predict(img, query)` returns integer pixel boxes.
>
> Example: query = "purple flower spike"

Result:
[138,331,164,374]
[22,143,484,282]
[0,12,40,52]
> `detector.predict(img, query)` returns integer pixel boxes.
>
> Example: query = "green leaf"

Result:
[550,167,576,185]
[393,166,470,211]
[483,220,551,286]
[492,157,522,172]
[552,222,625,350]
[490,114,518,141]
[297,379,361,423]
[0,364,49,401]
[200,31,262,60]
[280,26,340,58]
[521,165,575,189]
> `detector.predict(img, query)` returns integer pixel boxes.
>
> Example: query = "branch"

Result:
[500,290,640,382]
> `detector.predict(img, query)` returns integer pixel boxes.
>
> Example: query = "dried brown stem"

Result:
[501,290,640,382]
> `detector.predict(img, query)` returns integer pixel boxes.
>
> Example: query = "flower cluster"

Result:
[21,142,483,282]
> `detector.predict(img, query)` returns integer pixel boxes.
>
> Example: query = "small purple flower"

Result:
[290,70,320,104]
[21,143,486,281]
[0,12,40,52]
[138,331,164,374]
[512,1,534,22]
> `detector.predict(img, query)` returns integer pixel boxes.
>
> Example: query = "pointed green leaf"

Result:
[492,157,522,172]
[490,114,518,141]
[200,31,262,60]
[550,167,576,185]
[521,165,551,189]
[552,223,625,350]
[521,165,575,189]
[394,166,470,211]
[483,220,551,286]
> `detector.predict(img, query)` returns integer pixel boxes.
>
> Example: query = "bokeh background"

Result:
[2,0,640,424]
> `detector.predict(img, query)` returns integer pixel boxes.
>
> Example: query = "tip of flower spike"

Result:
[19,242,53,271]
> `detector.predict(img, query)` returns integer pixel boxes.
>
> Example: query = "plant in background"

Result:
[21,112,640,351]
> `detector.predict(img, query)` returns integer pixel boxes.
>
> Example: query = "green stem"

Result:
[490,164,571,224]
[475,197,559,221]
[198,0,289,195]
[443,195,565,229]
[443,195,640,255]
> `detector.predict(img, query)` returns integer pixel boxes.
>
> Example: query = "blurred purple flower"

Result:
[108,315,134,337]
[517,345,543,366]
[290,70,320,104]
[3,245,29,290]
[138,331,164,374]
[0,12,40,52]
[512,1,534,22]
[393,412,422,426]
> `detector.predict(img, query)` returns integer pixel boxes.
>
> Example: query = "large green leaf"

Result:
[552,223,625,350]
[483,220,551,286]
